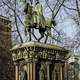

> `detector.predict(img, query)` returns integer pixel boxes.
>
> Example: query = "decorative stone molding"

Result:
[11,41,69,62]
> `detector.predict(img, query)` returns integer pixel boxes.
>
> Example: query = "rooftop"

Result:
[0,15,11,28]
[0,15,11,22]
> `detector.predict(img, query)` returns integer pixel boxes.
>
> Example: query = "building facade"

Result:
[0,16,15,80]
[65,54,80,80]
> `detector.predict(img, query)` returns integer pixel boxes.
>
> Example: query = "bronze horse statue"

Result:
[24,2,56,42]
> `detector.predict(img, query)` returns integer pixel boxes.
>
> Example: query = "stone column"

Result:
[30,63,33,80]
[27,58,37,80]
[58,63,63,80]
[33,59,38,80]
[46,62,51,80]
[53,64,56,80]
[33,63,36,80]
[27,63,30,80]
[15,62,19,80]
[62,64,65,80]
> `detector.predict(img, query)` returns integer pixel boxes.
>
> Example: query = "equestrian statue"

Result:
[21,0,56,42]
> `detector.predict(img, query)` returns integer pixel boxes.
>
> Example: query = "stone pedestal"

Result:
[11,41,69,80]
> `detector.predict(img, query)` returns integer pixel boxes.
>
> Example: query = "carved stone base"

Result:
[11,41,69,80]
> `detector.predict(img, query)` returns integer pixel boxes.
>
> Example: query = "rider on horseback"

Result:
[23,0,55,41]
[33,0,46,28]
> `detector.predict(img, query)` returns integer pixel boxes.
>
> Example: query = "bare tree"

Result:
[0,0,73,46]
[62,0,80,52]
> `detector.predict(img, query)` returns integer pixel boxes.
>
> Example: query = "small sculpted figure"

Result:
[20,68,27,80]
[39,65,45,80]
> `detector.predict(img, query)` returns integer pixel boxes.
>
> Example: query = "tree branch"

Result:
[2,0,24,43]
[53,0,66,19]
[76,0,80,18]
[57,0,77,11]
[14,0,23,43]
